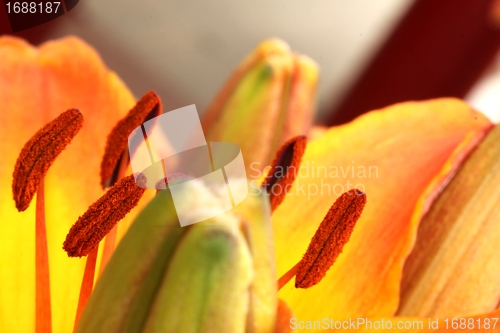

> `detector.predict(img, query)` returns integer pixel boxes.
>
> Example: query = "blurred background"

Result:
[8,0,500,123]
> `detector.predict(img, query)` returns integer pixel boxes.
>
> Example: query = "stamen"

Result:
[261,135,307,211]
[100,91,162,188]
[99,92,161,276]
[63,174,147,257]
[36,179,52,333]
[295,189,366,288]
[98,150,130,275]
[12,109,83,211]
[73,247,98,331]
[11,109,82,333]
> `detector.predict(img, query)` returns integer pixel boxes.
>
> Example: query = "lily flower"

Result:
[2,35,500,333]
[192,39,500,331]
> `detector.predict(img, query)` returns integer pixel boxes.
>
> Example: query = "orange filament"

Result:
[277,262,299,291]
[73,247,98,331]
[99,149,130,275]
[100,91,162,188]
[12,109,83,211]
[295,189,366,288]
[98,229,117,277]
[36,179,52,333]
[261,135,307,211]
[63,174,147,257]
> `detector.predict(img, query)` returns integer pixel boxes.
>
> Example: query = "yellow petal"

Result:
[399,123,500,317]
[0,36,135,333]
[273,99,491,321]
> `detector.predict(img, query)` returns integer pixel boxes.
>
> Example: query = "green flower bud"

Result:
[76,181,277,333]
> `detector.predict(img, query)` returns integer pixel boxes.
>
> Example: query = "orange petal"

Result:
[275,299,294,333]
[0,36,135,333]
[273,99,492,322]
[399,124,500,317]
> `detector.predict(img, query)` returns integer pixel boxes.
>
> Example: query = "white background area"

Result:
[32,0,414,121]
[27,0,500,122]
